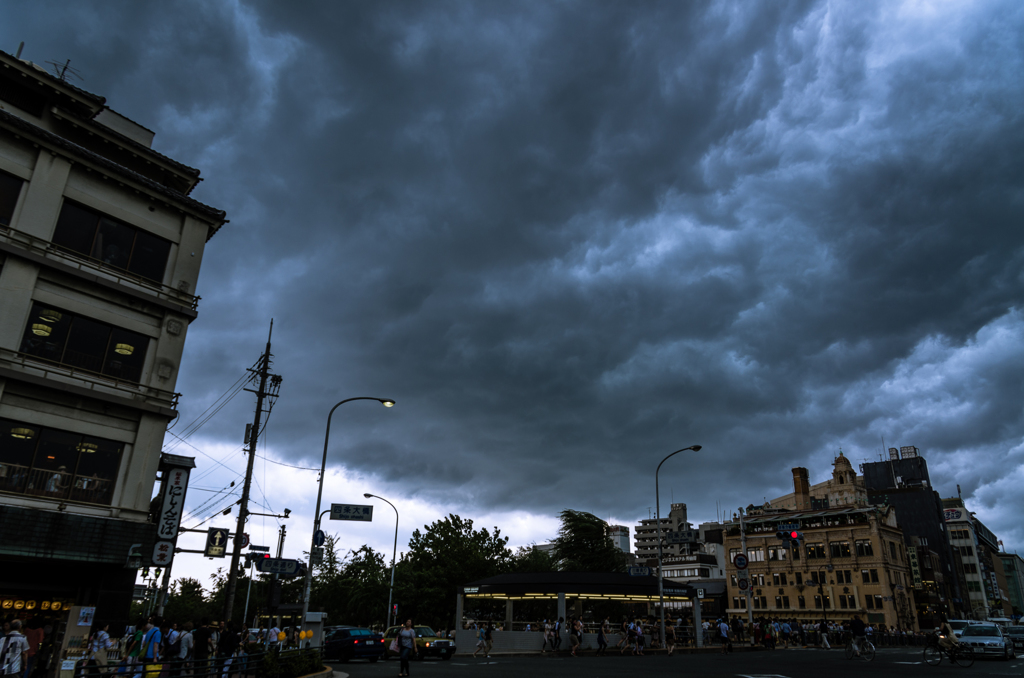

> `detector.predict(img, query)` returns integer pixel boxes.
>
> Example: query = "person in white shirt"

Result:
[1,620,29,676]
[177,622,194,676]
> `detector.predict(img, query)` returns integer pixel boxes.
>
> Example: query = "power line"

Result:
[255,455,319,471]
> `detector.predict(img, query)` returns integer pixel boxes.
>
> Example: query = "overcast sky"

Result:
[5,0,1024,584]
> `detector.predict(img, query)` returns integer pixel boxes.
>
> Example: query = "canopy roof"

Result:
[460,572,699,602]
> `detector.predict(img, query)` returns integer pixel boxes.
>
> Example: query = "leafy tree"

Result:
[509,545,556,573]
[392,514,512,630]
[552,509,625,572]
[162,577,210,625]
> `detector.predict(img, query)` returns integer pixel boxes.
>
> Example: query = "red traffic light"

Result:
[790,531,799,539]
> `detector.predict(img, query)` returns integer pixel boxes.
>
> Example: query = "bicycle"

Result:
[923,641,974,667]
[844,636,875,661]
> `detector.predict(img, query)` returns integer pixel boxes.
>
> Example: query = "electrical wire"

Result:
[164,362,257,450]
[255,455,320,471]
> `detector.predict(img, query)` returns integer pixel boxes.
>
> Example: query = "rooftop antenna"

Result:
[45,58,83,83]
[15,42,24,59]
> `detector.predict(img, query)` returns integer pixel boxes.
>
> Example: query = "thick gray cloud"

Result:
[5,0,1024,551]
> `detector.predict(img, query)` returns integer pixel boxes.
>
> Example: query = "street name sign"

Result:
[330,504,373,521]
[778,523,799,531]
[628,566,652,576]
[248,545,270,552]
[256,558,301,576]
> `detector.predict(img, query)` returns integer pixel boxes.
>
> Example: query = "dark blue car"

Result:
[324,626,386,663]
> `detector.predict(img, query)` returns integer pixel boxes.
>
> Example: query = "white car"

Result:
[945,619,976,638]
[958,624,1015,661]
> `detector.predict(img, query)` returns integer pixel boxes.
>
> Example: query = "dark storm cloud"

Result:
[5,0,1024,549]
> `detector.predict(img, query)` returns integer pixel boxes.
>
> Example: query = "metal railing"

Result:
[0,464,114,505]
[0,348,180,410]
[72,646,323,678]
[0,225,200,310]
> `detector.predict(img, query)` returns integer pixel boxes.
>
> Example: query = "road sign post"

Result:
[204,528,230,558]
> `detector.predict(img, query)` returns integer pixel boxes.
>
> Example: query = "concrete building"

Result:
[997,553,1024,617]
[769,452,868,511]
[726,466,918,629]
[942,498,1012,619]
[634,502,691,559]
[861,448,960,625]
[0,49,225,636]
[608,525,630,553]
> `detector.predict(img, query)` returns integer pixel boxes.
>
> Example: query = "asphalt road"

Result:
[329,647,1023,678]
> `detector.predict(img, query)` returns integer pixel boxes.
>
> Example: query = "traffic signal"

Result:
[789,531,804,548]
[141,567,150,578]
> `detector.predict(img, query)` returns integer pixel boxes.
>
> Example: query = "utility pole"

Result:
[223,321,282,622]
[738,508,753,639]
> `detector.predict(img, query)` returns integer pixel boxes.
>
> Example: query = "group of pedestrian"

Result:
[109,616,247,678]
[0,617,48,678]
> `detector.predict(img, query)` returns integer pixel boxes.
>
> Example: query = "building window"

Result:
[806,543,825,559]
[768,546,788,561]
[867,594,882,608]
[830,541,851,558]
[747,547,765,562]
[838,569,852,584]
[0,171,23,228]
[733,597,747,609]
[755,574,765,586]
[958,545,974,557]
[814,595,822,609]
[782,596,790,609]
[0,417,121,506]
[775,596,783,609]
[839,595,849,609]
[795,572,802,585]
[860,568,879,583]
[855,539,873,556]
[964,563,978,574]
[18,302,149,383]
[51,201,171,283]
[731,574,738,586]
[798,595,806,609]
[889,541,899,559]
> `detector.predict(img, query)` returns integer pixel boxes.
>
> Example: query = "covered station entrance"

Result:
[454,572,704,653]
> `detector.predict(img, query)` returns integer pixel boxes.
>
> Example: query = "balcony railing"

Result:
[0,463,113,506]
[0,348,180,410]
[0,225,200,310]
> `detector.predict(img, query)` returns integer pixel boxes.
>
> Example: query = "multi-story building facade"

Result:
[725,464,918,630]
[769,452,868,510]
[0,49,225,634]
[608,525,630,553]
[634,502,691,559]
[997,553,1024,617]
[942,498,1011,618]
[862,448,960,625]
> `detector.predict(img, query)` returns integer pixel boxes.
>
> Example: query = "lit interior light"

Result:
[31,324,52,336]
[10,428,36,439]
[39,309,62,323]
[114,343,134,355]
[77,442,98,453]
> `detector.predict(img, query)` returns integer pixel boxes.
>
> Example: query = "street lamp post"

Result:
[364,493,399,630]
[300,397,395,634]
[655,444,702,649]
[818,564,834,631]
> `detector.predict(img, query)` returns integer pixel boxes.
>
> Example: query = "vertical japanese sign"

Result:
[152,465,192,567]
[907,546,922,589]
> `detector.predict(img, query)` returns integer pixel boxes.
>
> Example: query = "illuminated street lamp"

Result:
[300,397,395,634]
[655,444,702,648]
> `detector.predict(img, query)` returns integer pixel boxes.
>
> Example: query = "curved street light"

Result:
[364,493,399,630]
[300,397,395,635]
[655,444,702,648]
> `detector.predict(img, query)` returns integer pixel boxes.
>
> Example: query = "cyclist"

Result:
[937,614,959,652]
[849,614,866,657]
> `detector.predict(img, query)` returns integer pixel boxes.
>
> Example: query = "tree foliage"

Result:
[392,514,512,630]
[552,509,626,572]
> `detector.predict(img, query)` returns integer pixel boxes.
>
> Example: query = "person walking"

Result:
[617,617,630,655]
[86,622,112,677]
[141,617,163,675]
[818,619,830,650]
[541,620,552,653]
[472,624,486,658]
[0,619,29,678]
[484,623,493,658]
[665,621,677,656]
[569,618,581,657]
[596,617,608,656]
[397,620,417,677]
[718,618,732,654]
[553,618,563,651]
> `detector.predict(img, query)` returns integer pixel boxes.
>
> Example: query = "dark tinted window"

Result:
[19,301,149,383]
[51,201,170,283]
[0,417,122,505]
[0,171,23,227]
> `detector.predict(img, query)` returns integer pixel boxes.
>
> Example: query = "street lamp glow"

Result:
[382,400,395,407]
